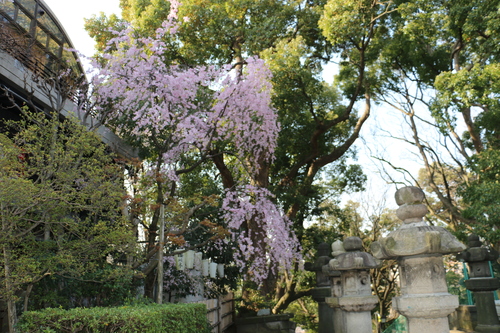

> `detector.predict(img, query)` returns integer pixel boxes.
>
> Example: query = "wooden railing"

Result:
[197,293,235,333]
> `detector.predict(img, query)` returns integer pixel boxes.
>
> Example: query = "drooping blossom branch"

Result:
[89,24,278,178]
[84,0,300,287]
[222,185,302,284]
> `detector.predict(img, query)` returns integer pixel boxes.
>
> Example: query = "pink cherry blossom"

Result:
[222,186,301,284]
[84,0,300,286]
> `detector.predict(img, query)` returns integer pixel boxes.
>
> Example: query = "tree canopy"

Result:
[367,0,500,247]
[80,0,500,315]
[0,108,136,331]
[84,0,382,312]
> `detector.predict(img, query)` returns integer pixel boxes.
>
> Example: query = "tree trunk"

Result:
[24,284,34,312]
[144,269,157,299]
[144,157,165,300]
[3,244,17,333]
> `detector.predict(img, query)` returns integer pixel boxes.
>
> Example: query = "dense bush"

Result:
[29,269,139,310]
[17,303,210,333]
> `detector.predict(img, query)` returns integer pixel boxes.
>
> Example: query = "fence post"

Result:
[220,293,235,333]
[216,297,220,333]
[199,293,234,333]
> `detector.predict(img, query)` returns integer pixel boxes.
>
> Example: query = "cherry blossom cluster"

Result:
[90,23,278,178]
[222,186,302,284]
[87,0,300,286]
[162,256,197,296]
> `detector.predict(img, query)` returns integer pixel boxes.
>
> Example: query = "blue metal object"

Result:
[463,263,474,305]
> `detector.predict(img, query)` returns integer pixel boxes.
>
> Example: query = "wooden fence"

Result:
[197,293,235,333]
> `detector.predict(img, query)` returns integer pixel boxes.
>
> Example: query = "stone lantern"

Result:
[325,236,380,333]
[322,240,346,333]
[459,234,500,333]
[371,186,466,333]
[304,242,334,333]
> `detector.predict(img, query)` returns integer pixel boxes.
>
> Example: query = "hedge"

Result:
[17,303,210,333]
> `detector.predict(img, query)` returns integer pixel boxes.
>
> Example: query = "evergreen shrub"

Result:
[17,303,210,333]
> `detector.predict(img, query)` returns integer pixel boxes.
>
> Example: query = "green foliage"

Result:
[0,108,137,313]
[361,0,500,249]
[287,296,318,333]
[446,266,468,305]
[416,165,465,230]
[84,13,125,54]
[17,303,210,333]
[88,0,297,66]
[460,149,500,243]
[29,268,138,309]
[85,0,375,311]
[320,0,379,47]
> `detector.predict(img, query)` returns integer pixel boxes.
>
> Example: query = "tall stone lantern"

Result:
[371,186,466,333]
[326,236,380,333]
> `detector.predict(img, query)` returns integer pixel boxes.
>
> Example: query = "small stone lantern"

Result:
[326,236,380,333]
[460,234,500,333]
[304,242,334,333]
[371,186,466,333]
[323,240,346,333]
